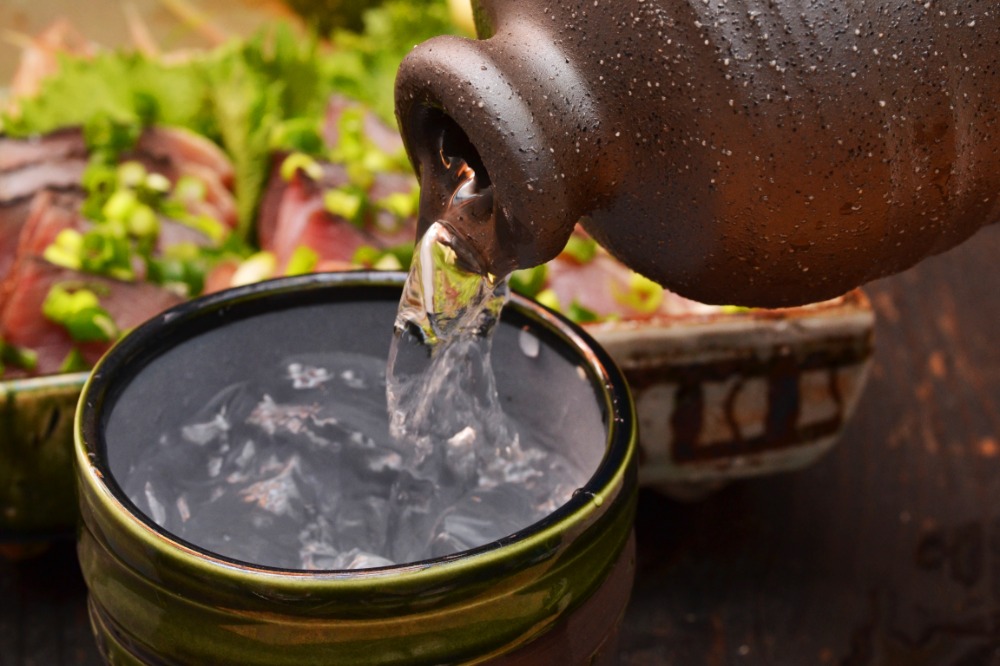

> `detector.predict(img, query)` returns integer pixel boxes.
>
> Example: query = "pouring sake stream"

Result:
[395,0,1000,307]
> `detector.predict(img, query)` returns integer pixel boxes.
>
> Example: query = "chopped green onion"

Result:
[373,253,403,270]
[566,300,601,324]
[116,161,148,189]
[147,257,190,296]
[102,189,140,222]
[231,251,276,287]
[535,288,561,311]
[351,245,383,267]
[147,242,213,296]
[58,348,89,373]
[561,234,598,264]
[42,285,119,343]
[323,187,365,225]
[509,265,548,299]
[144,172,172,194]
[376,189,419,220]
[361,148,397,175]
[81,162,117,198]
[49,285,99,316]
[43,229,85,270]
[79,231,135,281]
[286,246,319,276]
[345,161,375,191]
[126,204,160,239]
[280,152,324,182]
[174,175,207,202]
[0,338,38,373]
[612,272,664,315]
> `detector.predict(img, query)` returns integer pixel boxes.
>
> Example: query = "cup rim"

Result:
[75,270,636,587]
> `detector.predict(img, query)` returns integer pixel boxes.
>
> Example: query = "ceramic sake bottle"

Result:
[395,0,999,307]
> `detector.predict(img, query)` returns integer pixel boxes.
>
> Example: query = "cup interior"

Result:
[82,272,626,572]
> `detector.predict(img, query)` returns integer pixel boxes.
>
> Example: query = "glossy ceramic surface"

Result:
[75,271,638,665]
[396,0,1000,307]
[589,290,874,499]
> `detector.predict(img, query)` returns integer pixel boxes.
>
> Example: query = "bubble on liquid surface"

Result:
[519,328,541,358]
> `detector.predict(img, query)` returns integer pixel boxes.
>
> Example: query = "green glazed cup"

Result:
[75,271,637,665]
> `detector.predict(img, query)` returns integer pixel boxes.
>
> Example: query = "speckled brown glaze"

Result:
[395,1,1000,307]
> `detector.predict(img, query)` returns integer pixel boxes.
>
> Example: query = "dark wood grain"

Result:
[0,538,99,665]
[3,224,1000,666]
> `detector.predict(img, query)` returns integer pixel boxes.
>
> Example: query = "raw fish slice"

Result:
[0,128,87,172]
[268,171,368,269]
[12,190,87,257]
[10,188,212,274]
[258,97,418,269]
[0,190,88,298]
[259,166,417,271]
[119,152,237,230]
[170,161,238,229]
[0,188,227,374]
[135,126,235,189]
[254,153,289,251]
[0,159,88,203]
[0,258,182,374]
[0,199,33,283]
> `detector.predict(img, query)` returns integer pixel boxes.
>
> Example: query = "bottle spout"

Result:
[403,104,508,276]
[395,34,588,278]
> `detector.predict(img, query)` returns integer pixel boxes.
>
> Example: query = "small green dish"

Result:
[0,371,87,543]
[75,271,637,664]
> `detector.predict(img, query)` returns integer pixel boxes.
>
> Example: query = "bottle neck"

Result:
[395,30,606,277]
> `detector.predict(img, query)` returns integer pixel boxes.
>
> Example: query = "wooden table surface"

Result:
[3,223,1000,666]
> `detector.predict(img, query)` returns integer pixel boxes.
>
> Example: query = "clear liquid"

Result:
[385,221,551,562]
[384,143,566,563]
[121,344,588,569]
[114,158,595,570]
